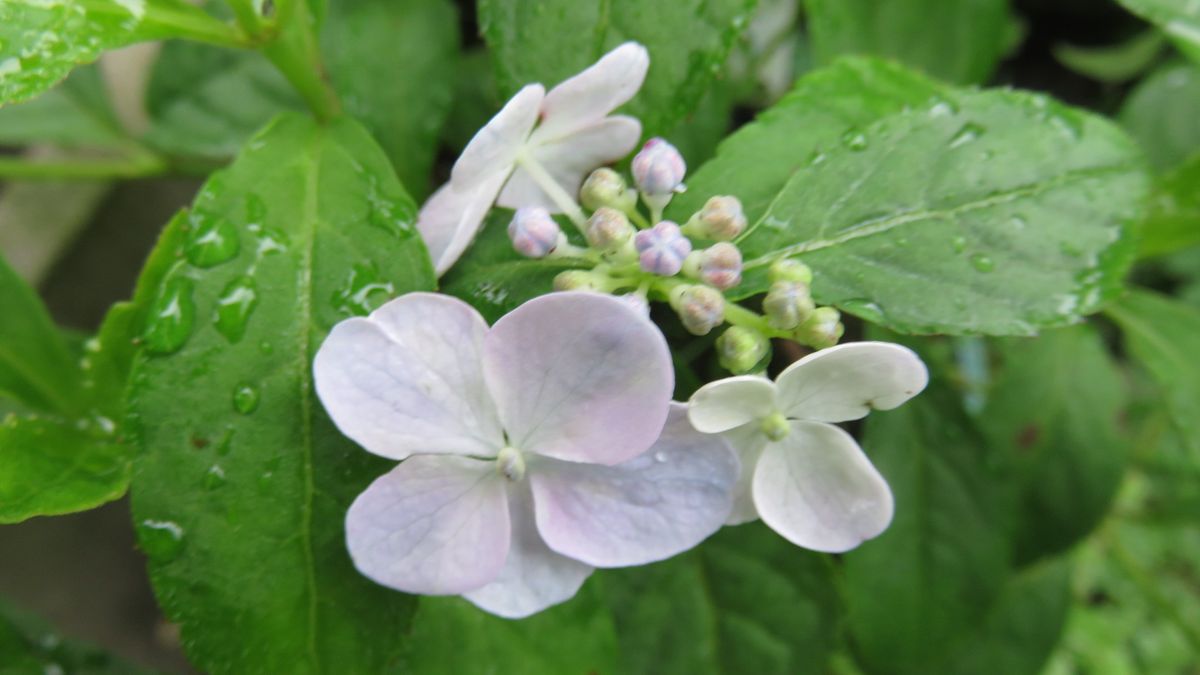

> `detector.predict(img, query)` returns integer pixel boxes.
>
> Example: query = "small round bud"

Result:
[585,207,634,250]
[507,207,563,258]
[632,138,687,196]
[686,196,747,241]
[580,168,635,212]
[553,270,607,292]
[760,412,790,442]
[796,307,844,349]
[716,326,770,374]
[669,285,726,336]
[763,281,815,330]
[495,446,526,482]
[697,242,742,290]
[634,221,693,276]
[769,259,813,285]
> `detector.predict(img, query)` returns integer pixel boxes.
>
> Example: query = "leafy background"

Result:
[1,0,1199,673]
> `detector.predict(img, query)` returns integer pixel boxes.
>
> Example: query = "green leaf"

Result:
[842,376,1012,675]
[1136,152,1200,258]
[1114,0,1200,63]
[1107,289,1200,460]
[478,0,757,134]
[717,77,1145,335]
[321,0,459,198]
[1053,29,1167,83]
[0,0,229,106]
[803,0,1018,85]
[0,600,157,674]
[0,65,124,147]
[1119,61,1200,171]
[981,325,1128,565]
[128,112,435,673]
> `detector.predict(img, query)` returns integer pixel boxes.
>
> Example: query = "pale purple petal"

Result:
[687,375,777,434]
[462,485,593,618]
[498,116,642,212]
[346,455,510,595]
[753,420,893,553]
[314,293,504,460]
[532,42,649,142]
[721,424,769,525]
[451,84,544,189]
[483,292,673,465]
[775,342,928,423]
[417,171,510,275]
[530,404,737,567]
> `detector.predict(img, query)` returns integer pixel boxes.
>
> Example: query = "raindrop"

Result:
[969,253,995,273]
[840,128,868,151]
[948,122,986,149]
[136,520,185,561]
[244,193,267,226]
[839,298,885,323]
[185,212,240,268]
[259,340,274,355]
[205,465,227,490]
[142,277,196,355]
[214,276,258,343]
[233,384,260,414]
[216,428,235,456]
[332,263,395,316]
[951,236,968,253]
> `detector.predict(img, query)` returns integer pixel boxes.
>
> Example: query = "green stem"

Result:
[0,154,167,180]
[81,0,252,49]
[224,0,265,36]
[262,0,341,122]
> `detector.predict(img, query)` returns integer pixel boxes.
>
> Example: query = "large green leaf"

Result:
[1107,289,1200,459]
[981,325,1128,565]
[1114,0,1200,62]
[803,0,1018,84]
[842,376,1012,675]
[0,0,226,106]
[477,0,757,135]
[0,65,123,147]
[681,61,1147,335]
[1136,152,1200,258]
[321,0,459,198]
[1118,61,1200,171]
[128,113,435,673]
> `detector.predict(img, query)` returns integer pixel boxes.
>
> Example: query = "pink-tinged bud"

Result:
[763,280,815,330]
[796,307,844,349]
[634,221,692,276]
[632,138,686,196]
[686,196,746,241]
[508,207,563,258]
[585,207,634,250]
[669,285,726,336]
[698,242,742,290]
[553,270,609,292]
[580,168,635,212]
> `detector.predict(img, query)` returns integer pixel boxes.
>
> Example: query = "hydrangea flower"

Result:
[418,43,649,275]
[687,342,928,552]
[314,292,737,617]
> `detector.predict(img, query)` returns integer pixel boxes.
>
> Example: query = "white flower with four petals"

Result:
[314,291,737,617]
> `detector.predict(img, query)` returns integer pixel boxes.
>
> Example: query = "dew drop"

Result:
[951,236,968,253]
[839,298,885,322]
[332,263,395,316]
[948,122,986,149]
[185,212,240,268]
[244,193,267,226]
[143,277,196,355]
[259,340,274,355]
[233,384,260,414]
[365,178,415,238]
[808,149,827,166]
[204,465,227,490]
[216,428,235,456]
[840,128,868,151]
[137,520,185,561]
[214,276,258,343]
[969,253,995,273]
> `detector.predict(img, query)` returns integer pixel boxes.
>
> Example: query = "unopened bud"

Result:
[632,138,686,197]
[580,168,636,212]
[585,207,634,250]
[634,221,692,276]
[716,326,770,374]
[763,280,815,330]
[697,242,742,290]
[796,307,844,349]
[553,270,608,292]
[508,207,563,258]
[669,285,726,336]
[686,196,746,241]
[769,258,813,285]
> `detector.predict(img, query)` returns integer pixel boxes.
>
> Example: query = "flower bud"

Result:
[634,221,692,276]
[716,326,770,374]
[584,207,634,250]
[762,281,815,330]
[553,270,608,292]
[796,307,844,349]
[769,258,813,285]
[696,242,742,290]
[686,196,746,241]
[507,207,563,258]
[669,285,726,336]
[580,168,636,212]
[631,138,686,197]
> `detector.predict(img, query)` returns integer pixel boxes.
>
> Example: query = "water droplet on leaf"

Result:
[214,276,258,343]
[185,212,240,268]
[332,263,394,316]
[948,123,986,149]
[970,253,995,273]
[137,520,185,561]
[205,465,226,490]
[233,384,260,414]
[143,277,196,355]
[840,128,868,151]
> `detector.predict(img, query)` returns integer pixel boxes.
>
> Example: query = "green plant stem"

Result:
[262,0,341,122]
[81,0,252,49]
[0,155,167,180]
[224,0,265,36]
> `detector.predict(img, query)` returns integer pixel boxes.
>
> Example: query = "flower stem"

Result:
[515,152,588,232]
[261,0,341,122]
[0,153,167,180]
[82,0,252,49]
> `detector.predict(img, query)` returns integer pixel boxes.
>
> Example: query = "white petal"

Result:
[530,404,737,567]
[483,292,673,465]
[452,84,544,189]
[753,421,893,553]
[314,293,504,460]
[687,375,777,434]
[721,424,769,525]
[498,116,642,212]
[775,342,928,423]
[533,42,649,141]
[462,485,593,618]
[346,455,510,595]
